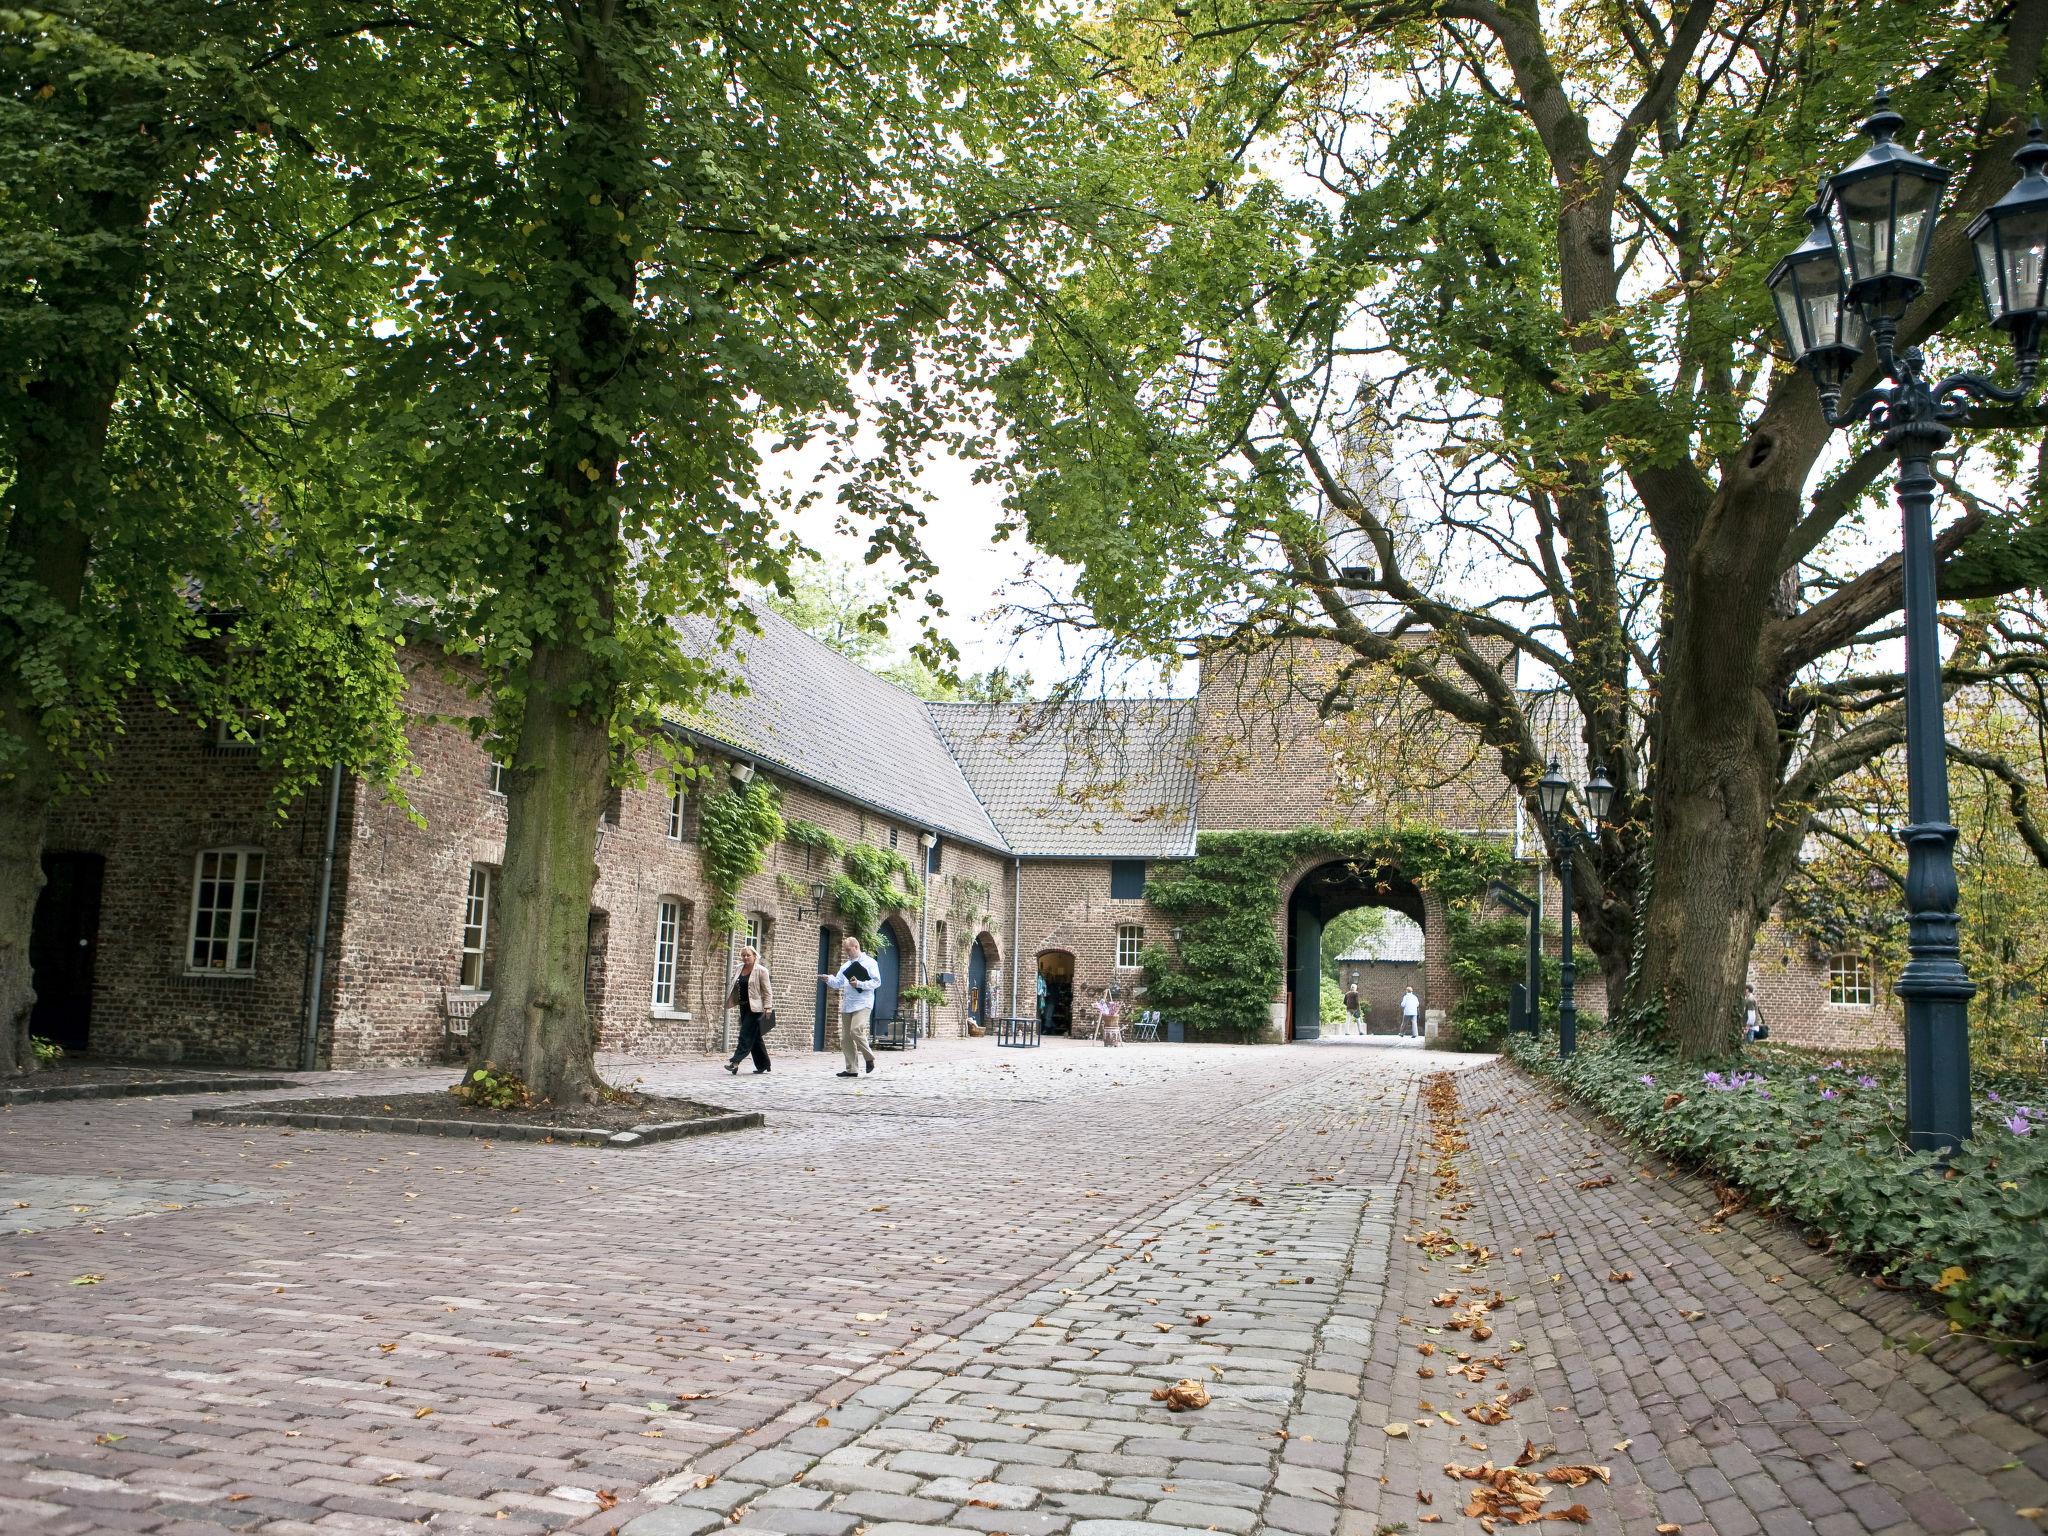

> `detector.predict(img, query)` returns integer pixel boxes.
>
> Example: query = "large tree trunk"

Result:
[461,1,649,1104]
[0,352,125,1076]
[465,642,611,1105]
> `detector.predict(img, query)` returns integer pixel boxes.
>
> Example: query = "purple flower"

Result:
[2005,1113,2032,1137]
[1639,1074,1656,1087]
[1828,1060,1844,1069]
[1820,1088,1837,1101]
[1855,1074,1879,1090]
[1756,1089,1771,1100]
[1703,1071,1724,1088]
[1988,1090,2002,1104]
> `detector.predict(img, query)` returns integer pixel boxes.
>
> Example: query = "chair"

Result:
[1129,1010,1160,1042]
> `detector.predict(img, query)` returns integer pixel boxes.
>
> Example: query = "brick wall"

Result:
[42,701,341,1068]
[1336,960,1425,1032]
[1748,913,1902,1052]
[1011,859,1173,1031]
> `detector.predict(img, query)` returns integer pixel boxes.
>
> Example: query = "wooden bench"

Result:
[442,988,489,1053]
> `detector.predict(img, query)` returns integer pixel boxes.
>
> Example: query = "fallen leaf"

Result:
[595,1490,618,1511]
[69,1274,103,1286]
[815,1417,829,1428]
[1384,1423,1410,1437]
[1578,1176,1614,1190]
[413,1407,433,1419]
[1538,1464,1611,1487]
[1149,1379,1210,1412]
[1607,1270,1635,1283]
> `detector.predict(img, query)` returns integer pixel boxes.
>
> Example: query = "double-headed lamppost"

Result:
[1535,761,1616,1059]
[1767,93,2048,1152]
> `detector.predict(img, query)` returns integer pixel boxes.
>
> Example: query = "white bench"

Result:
[443,988,489,1051]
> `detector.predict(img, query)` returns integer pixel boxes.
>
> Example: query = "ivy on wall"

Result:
[1142,826,1519,1042]
[783,818,922,946]
[701,778,786,934]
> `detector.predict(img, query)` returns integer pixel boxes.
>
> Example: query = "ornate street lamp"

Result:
[1767,94,2048,1153]
[1534,760,1615,1059]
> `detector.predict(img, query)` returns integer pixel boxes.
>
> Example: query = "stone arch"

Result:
[1279,856,1449,1042]
[1035,947,1075,1035]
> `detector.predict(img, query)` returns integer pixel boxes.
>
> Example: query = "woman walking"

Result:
[725,944,773,1074]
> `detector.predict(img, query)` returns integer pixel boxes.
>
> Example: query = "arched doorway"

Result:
[1285,859,1426,1041]
[813,924,842,1052]
[968,931,998,1029]
[1037,950,1075,1035]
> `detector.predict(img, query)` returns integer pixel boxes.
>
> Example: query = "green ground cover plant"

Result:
[1511,1036,2048,1358]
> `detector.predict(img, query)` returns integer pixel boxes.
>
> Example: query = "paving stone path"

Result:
[1,1038,2043,1536]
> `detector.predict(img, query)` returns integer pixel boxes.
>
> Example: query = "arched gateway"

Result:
[1285,858,1431,1040]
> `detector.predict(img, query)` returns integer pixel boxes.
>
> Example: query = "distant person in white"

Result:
[1400,987,1421,1039]
[822,936,880,1078]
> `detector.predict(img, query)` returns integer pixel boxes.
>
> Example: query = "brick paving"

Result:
[2,1038,2044,1535]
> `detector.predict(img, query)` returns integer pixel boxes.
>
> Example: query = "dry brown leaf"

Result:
[1537,1465,1611,1487]
[1384,1422,1410,1437]
[595,1490,618,1512]
[413,1407,432,1419]
[1150,1378,1210,1412]
[1607,1270,1635,1283]
[1578,1176,1614,1190]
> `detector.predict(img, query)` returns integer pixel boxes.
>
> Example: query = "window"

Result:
[667,784,688,840]
[746,912,769,957]
[1827,951,1874,1006]
[1115,924,1145,969]
[926,838,942,874]
[652,900,681,1009]
[488,760,508,797]
[888,828,899,849]
[935,920,949,971]
[459,867,493,990]
[1109,860,1148,900]
[188,850,264,974]
[213,716,264,751]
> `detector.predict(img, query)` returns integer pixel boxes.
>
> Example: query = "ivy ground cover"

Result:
[1509,1037,2048,1359]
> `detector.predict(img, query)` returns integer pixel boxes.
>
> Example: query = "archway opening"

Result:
[968,931,999,1028]
[1286,859,1425,1042]
[873,917,912,1025]
[1036,949,1075,1035]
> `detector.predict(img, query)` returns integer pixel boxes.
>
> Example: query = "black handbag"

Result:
[760,1010,777,1034]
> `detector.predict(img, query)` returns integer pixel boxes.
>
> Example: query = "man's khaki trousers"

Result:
[841,1008,874,1072]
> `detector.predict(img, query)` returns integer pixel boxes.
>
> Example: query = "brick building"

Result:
[25,609,1895,1067]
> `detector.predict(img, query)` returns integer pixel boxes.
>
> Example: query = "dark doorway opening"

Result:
[967,932,993,1029]
[872,922,903,1025]
[1037,950,1074,1035]
[29,851,104,1054]
[813,926,838,1051]
[1285,859,1425,1042]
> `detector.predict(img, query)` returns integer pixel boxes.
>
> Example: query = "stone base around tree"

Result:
[192,1092,762,1147]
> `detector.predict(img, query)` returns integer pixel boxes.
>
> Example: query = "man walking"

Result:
[822,935,880,1078]
[1343,983,1361,1035]
[1400,986,1421,1039]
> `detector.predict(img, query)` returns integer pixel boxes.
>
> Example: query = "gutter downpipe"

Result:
[1009,856,1022,1017]
[299,763,344,1072]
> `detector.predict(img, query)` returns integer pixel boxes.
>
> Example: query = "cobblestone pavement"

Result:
[2,1039,2044,1535]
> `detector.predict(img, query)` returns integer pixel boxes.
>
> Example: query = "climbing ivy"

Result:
[783,818,847,860]
[701,778,786,935]
[1141,826,1518,1042]
[829,842,923,947]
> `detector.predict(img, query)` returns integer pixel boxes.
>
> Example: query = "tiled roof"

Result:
[668,603,1008,852]
[1336,918,1426,965]
[928,700,1200,858]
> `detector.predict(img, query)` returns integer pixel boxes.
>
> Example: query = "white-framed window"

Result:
[668,784,687,840]
[746,912,769,957]
[488,760,508,796]
[652,899,681,1009]
[1827,951,1874,1006]
[213,716,263,751]
[188,850,264,974]
[459,866,493,990]
[1115,924,1145,969]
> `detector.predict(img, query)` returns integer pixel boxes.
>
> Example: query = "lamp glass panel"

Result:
[1794,256,1850,352]
[1974,219,2008,318]
[1535,768,1569,819]
[1999,205,2048,318]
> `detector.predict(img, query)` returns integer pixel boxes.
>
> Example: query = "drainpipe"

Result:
[1009,856,1022,1016]
[918,832,936,1035]
[299,763,344,1072]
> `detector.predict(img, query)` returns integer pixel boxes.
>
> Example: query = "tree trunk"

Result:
[461,1,649,1104]
[0,769,51,1078]
[465,641,611,1105]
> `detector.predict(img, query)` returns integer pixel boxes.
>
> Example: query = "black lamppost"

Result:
[1767,94,2048,1152]
[1535,761,1615,1059]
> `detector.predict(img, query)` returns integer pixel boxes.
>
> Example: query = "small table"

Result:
[994,1015,1040,1048]
[872,1014,920,1050]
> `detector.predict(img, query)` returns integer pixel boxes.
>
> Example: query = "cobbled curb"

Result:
[1514,1061,2048,1427]
[191,1101,765,1146]
[1,1075,298,1105]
